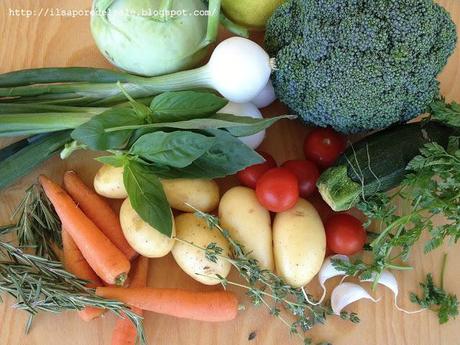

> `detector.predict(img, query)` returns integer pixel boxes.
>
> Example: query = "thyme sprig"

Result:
[0,240,145,344]
[3,184,62,260]
[180,206,357,344]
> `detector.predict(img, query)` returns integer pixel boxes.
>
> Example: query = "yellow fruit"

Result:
[222,0,285,29]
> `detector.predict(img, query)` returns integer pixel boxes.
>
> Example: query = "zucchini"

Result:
[317,121,458,211]
[0,131,71,190]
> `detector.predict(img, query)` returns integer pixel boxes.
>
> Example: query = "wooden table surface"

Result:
[1,1,460,344]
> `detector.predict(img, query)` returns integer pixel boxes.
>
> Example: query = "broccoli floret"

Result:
[265,0,457,133]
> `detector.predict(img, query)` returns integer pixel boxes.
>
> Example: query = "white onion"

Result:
[252,80,277,108]
[219,102,266,149]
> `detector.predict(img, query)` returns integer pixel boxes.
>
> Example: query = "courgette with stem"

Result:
[317,121,459,211]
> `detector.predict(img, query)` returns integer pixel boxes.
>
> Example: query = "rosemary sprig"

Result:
[0,241,145,344]
[4,184,62,260]
[182,206,353,344]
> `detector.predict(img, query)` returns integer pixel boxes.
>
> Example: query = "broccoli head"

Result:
[265,0,457,133]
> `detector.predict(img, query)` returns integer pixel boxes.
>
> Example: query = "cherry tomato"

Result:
[237,152,277,189]
[281,160,320,198]
[303,128,347,168]
[309,192,334,223]
[256,168,299,212]
[325,214,367,255]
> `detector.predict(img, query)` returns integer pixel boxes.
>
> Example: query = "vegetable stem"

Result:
[200,0,221,49]
[219,13,249,38]
[440,253,448,290]
[0,67,213,106]
[159,0,174,12]
[385,264,413,271]
[0,67,142,88]
[0,113,96,137]
[371,196,424,248]
[0,131,71,190]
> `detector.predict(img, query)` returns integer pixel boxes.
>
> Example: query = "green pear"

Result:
[222,0,285,30]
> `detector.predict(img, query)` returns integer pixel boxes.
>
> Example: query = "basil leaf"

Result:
[123,160,173,237]
[95,155,127,167]
[131,101,153,119]
[211,114,296,137]
[151,129,264,179]
[112,114,295,136]
[150,91,228,122]
[71,108,145,150]
[130,131,215,168]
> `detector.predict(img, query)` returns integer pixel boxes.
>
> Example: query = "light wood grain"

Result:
[0,1,459,344]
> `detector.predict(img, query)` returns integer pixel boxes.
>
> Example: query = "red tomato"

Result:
[304,128,347,168]
[237,152,277,189]
[309,192,334,223]
[281,160,320,198]
[256,168,299,212]
[325,214,367,255]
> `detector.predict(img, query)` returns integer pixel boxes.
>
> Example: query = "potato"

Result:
[119,198,175,258]
[94,165,219,211]
[273,198,326,288]
[172,213,231,285]
[161,178,220,212]
[94,165,127,199]
[218,186,274,270]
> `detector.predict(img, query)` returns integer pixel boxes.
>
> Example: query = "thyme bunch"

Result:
[179,207,358,345]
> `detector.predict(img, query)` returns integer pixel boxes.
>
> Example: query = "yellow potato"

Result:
[119,198,175,258]
[93,165,219,212]
[161,178,220,212]
[218,186,274,270]
[273,198,326,288]
[172,213,231,285]
[94,165,127,199]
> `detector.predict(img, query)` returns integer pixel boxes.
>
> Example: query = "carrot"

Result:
[96,287,239,322]
[111,256,149,345]
[62,229,106,321]
[39,175,130,285]
[63,171,137,261]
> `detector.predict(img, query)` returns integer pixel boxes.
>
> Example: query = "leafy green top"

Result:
[69,90,294,237]
[410,273,458,324]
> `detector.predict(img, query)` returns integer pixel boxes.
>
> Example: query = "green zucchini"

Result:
[317,121,458,211]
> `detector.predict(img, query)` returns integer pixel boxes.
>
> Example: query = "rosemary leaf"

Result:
[0,241,146,344]
[9,184,62,260]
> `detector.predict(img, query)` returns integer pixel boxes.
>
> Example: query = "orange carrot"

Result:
[96,287,239,322]
[111,256,149,345]
[62,229,106,321]
[63,171,137,261]
[39,175,130,285]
